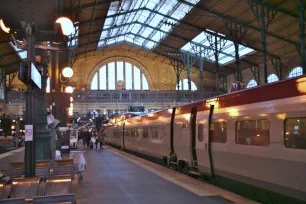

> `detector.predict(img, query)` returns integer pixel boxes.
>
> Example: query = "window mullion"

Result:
[97,69,100,90]
[106,63,109,90]
[140,72,143,90]
[132,65,134,90]
[123,62,126,89]
[115,61,117,90]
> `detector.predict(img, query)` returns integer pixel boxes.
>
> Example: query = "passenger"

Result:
[98,132,104,150]
[85,132,91,149]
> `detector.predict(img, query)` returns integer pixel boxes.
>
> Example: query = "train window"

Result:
[138,128,143,138]
[284,118,306,149]
[211,122,227,143]
[127,129,131,137]
[135,128,139,138]
[143,128,149,138]
[131,129,135,137]
[150,127,159,139]
[236,120,270,146]
[198,124,204,142]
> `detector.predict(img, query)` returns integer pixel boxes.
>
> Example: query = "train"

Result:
[103,76,306,204]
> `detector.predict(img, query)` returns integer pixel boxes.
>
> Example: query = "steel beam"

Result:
[77,6,293,55]
[251,65,260,85]
[248,0,277,84]
[180,52,197,91]
[169,55,185,101]
[271,57,282,80]
[295,0,306,74]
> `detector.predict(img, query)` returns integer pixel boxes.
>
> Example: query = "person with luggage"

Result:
[98,132,104,150]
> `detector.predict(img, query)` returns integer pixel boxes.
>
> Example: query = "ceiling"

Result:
[0,0,305,78]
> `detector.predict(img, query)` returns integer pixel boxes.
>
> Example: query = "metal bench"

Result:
[0,197,25,204]
[45,176,72,196]
[35,167,50,179]
[0,169,22,179]
[9,178,40,199]
[33,193,76,204]
[51,166,76,179]
[53,159,74,166]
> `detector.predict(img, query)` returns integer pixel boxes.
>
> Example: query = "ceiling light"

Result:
[65,86,74,93]
[55,17,74,36]
[0,19,10,33]
[62,67,73,78]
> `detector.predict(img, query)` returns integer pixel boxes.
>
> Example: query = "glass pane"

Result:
[46,77,50,93]
[117,61,124,81]
[198,124,204,142]
[134,66,141,90]
[143,128,149,138]
[236,120,270,146]
[151,127,158,139]
[267,74,279,83]
[183,79,189,90]
[285,118,306,149]
[125,62,132,90]
[142,73,149,90]
[246,79,257,88]
[99,65,107,90]
[211,122,227,143]
[288,67,303,78]
[91,73,98,90]
[108,62,115,90]
[191,81,197,91]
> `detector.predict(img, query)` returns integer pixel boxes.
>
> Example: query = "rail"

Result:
[6,90,222,104]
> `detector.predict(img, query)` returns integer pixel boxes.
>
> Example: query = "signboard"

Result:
[25,125,33,141]
[31,63,41,89]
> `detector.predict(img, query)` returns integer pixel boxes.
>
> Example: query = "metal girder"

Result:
[271,57,282,80]
[224,21,249,82]
[169,55,185,101]
[295,0,306,74]
[219,76,227,92]
[77,6,289,57]
[180,52,198,91]
[77,21,257,67]
[248,0,277,84]
[179,0,297,46]
[248,0,299,20]
[251,65,260,85]
[68,0,112,11]
[0,68,5,87]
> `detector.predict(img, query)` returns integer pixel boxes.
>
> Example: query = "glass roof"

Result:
[98,0,200,49]
[9,42,27,60]
[181,30,255,66]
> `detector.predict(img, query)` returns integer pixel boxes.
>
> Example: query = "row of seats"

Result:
[0,159,79,203]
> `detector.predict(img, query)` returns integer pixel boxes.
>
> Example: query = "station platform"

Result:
[75,146,258,204]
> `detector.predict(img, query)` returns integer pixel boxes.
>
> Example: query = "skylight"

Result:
[98,0,200,49]
[9,42,27,60]
[181,31,255,65]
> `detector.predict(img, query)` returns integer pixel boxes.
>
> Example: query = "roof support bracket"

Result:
[251,65,260,85]
[219,76,227,93]
[248,0,277,84]
[6,72,17,89]
[180,52,197,92]
[169,53,185,101]
[205,32,227,95]
[224,21,249,82]
[271,57,282,80]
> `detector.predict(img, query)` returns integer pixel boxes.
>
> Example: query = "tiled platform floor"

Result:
[76,146,258,204]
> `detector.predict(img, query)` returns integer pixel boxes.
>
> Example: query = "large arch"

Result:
[87,56,154,90]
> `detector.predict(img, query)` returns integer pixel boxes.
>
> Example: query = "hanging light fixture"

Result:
[0,19,10,33]
[62,67,73,78]
[65,86,74,93]
[55,17,74,36]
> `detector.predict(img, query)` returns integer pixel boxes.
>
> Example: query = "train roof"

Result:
[113,76,306,125]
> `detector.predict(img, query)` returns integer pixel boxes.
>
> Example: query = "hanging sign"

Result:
[25,125,33,141]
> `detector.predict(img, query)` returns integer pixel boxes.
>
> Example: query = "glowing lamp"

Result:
[62,67,73,78]
[0,19,10,33]
[65,86,74,93]
[55,17,74,36]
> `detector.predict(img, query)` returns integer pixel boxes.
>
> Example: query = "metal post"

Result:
[298,0,306,74]
[25,22,36,178]
[215,36,220,95]
[187,55,191,91]
[234,43,241,82]
[199,54,204,98]
[260,5,268,84]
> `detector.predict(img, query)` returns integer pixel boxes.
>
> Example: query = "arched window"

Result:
[46,77,50,93]
[176,79,197,91]
[91,61,149,90]
[288,66,303,78]
[246,79,257,88]
[267,74,279,83]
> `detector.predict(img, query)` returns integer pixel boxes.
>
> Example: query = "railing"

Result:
[7,90,223,104]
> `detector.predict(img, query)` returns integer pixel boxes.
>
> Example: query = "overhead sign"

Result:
[31,63,41,89]
[25,125,33,141]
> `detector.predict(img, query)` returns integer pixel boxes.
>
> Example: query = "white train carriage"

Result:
[106,76,306,203]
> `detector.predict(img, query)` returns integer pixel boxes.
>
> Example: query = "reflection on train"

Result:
[104,76,306,204]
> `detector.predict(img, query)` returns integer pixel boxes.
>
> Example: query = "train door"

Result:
[121,123,125,150]
[190,107,198,171]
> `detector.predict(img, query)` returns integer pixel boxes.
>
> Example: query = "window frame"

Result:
[235,119,270,147]
[198,124,204,142]
[284,117,306,150]
[211,121,227,143]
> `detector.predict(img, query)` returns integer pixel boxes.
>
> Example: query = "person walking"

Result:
[98,132,104,150]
